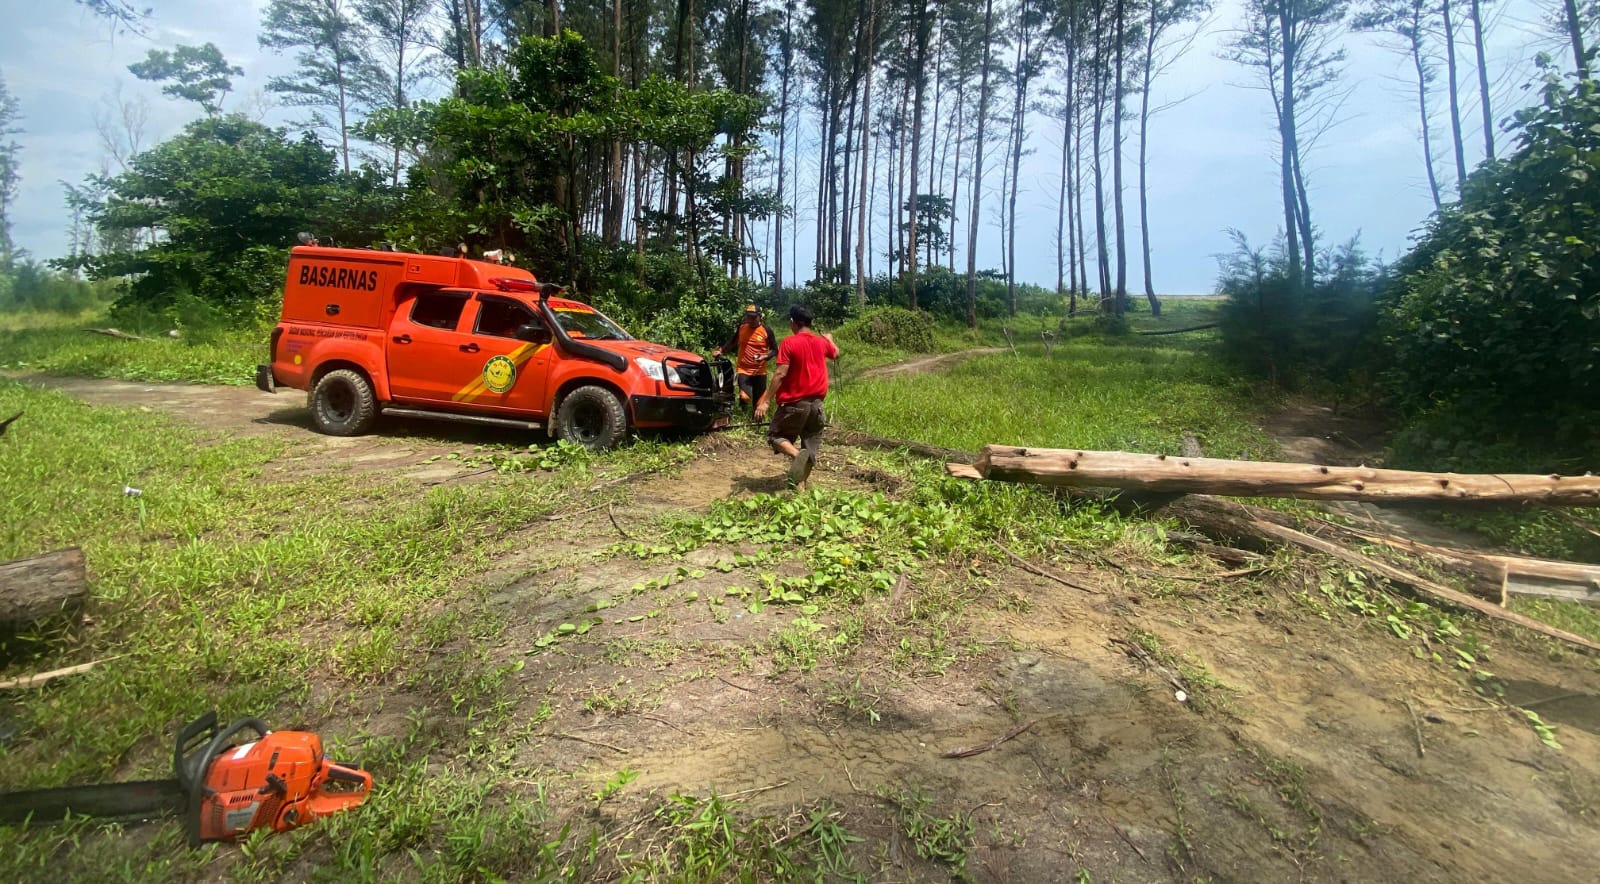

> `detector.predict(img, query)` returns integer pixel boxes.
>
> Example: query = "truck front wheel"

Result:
[310,369,378,436]
[554,386,626,450]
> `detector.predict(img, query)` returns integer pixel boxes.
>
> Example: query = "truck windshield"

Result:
[554,308,631,341]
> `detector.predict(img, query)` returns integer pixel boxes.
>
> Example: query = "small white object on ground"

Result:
[122,486,142,497]
[1175,690,1188,703]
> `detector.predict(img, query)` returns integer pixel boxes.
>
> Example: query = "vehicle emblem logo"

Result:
[482,355,516,393]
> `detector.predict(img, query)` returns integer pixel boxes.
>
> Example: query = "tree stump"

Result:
[0,548,88,627]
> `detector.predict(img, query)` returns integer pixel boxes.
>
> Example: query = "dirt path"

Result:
[1261,398,1521,551]
[858,346,1008,379]
[18,375,1600,881]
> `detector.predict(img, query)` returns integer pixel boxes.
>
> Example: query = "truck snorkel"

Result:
[488,278,627,373]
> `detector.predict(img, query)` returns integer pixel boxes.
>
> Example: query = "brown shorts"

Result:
[768,398,825,454]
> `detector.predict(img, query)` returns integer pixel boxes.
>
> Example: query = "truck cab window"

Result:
[475,298,539,339]
[411,291,469,330]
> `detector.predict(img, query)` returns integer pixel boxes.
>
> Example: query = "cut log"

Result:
[970,445,1600,506]
[1244,517,1600,654]
[1313,522,1600,606]
[0,548,87,626]
[1137,322,1219,336]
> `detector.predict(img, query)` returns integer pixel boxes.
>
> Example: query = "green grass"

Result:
[0,311,262,385]
[1507,598,1600,645]
[0,378,704,880]
[830,326,1275,458]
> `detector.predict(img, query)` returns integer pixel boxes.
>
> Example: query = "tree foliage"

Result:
[71,116,393,315]
[128,43,245,115]
[391,31,771,287]
[1382,72,1600,465]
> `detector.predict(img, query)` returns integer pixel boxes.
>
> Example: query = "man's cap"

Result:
[744,304,760,314]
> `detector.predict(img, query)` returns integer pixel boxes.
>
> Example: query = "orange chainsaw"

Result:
[0,712,372,846]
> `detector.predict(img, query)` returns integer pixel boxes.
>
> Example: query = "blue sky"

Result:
[0,0,1570,293]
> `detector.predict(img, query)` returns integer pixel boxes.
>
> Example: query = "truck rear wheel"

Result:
[310,369,378,436]
[554,385,626,450]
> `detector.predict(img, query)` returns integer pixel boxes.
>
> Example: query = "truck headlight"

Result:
[633,357,681,384]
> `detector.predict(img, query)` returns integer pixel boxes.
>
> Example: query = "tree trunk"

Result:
[895,67,909,284]
[1112,0,1128,316]
[856,1,878,305]
[1092,26,1112,303]
[0,548,86,627]
[1074,70,1089,305]
[927,14,944,269]
[1278,8,1302,286]
[1410,25,1443,212]
[1564,0,1590,77]
[965,445,1600,506]
[948,78,965,272]
[841,16,863,284]
[965,0,995,329]
[816,68,832,278]
[1467,0,1493,161]
[605,0,625,245]
[1057,96,1070,302]
[908,5,934,309]
[1137,1,1160,315]
[1291,131,1314,283]
[1006,22,1030,318]
[774,0,793,293]
[1441,0,1468,185]
[334,42,351,174]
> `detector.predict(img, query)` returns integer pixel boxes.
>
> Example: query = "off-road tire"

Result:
[310,369,378,436]
[554,385,627,451]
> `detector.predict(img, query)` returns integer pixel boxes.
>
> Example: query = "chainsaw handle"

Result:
[305,762,372,820]
[180,716,270,847]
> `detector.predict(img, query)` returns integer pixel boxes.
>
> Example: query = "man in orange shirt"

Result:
[713,305,777,414]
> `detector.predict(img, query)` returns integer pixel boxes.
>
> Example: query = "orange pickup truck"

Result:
[256,246,734,448]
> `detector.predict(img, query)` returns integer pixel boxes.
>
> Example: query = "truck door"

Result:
[450,295,556,415]
[386,290,481,403]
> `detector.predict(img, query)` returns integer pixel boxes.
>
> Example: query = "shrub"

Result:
[1380,72,1600,466]
[1215,231,1382,391]
[838,306,936,353]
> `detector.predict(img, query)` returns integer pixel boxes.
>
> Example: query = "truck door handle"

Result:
[393,334,411,344]
[459,343,480,353]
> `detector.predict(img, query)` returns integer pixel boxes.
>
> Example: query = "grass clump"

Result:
[829,334,1276,457]
[0,312,262,385]
[0,379,576,792]
[838,307,937,353]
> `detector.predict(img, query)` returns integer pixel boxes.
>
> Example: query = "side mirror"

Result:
[516,324,552,344]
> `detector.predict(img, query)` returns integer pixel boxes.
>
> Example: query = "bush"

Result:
[838,306,936,353]
[0,261,116,313]
[1215,231,1382,391]
[1380,72,1600,466]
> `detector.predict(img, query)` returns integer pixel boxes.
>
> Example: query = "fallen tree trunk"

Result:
[0,548,87,626]
[1137,322,1218,336]
[86,327,151,342]
[964,446,1600,506]
[1326,523,1600,606]
[1245,517,1600,654]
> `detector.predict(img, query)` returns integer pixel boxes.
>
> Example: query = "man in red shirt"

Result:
[755,304,840,488]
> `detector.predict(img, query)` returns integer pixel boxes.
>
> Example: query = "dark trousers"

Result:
[736,372,767,412]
